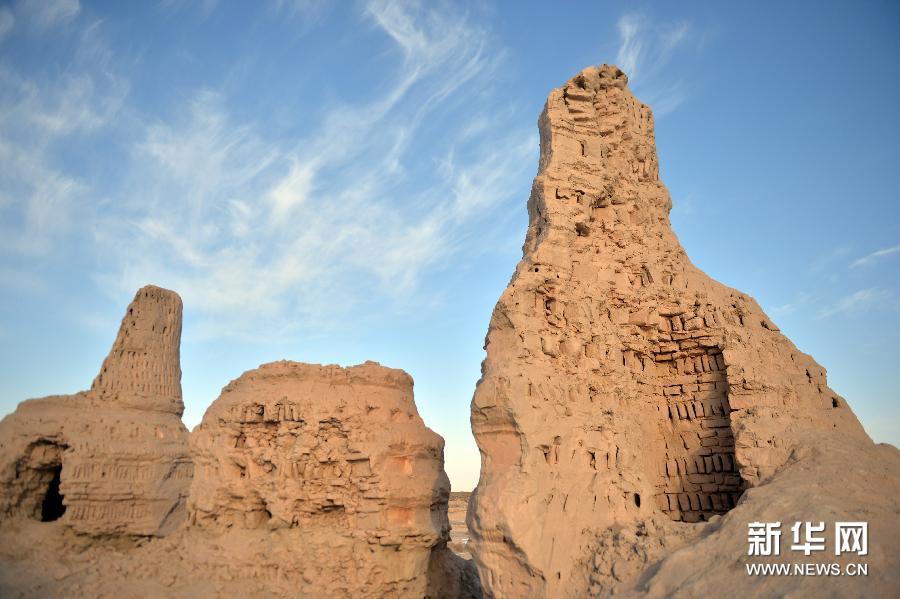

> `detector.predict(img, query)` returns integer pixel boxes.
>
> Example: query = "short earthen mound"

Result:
[186,360,458,597]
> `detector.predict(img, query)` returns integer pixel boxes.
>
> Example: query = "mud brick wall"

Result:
[651,317,743,522]
[0,286,192,537]
[186,361,453,597]
[91,285,184,414]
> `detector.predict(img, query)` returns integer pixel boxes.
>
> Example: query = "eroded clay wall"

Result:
[0,286,192,537]
[468,64,869,598]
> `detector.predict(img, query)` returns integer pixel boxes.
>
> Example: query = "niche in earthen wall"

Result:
[648,316,745,522]
[6,440,69,522]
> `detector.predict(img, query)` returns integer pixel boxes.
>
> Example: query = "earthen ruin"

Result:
[186,360,461,596]
[467,64,900,597]
[0,287,478,597]
[0,286,191,538]
[0,65,898,598]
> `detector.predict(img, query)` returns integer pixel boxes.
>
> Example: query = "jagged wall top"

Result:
[91,285,183,415]
[186,360,453,597]
[525,64,670,260]
[542,64,659,185]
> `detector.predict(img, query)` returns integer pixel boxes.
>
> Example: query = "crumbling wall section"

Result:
[187,360,456,598]
[468,64,870,599]
[0,286,192,538]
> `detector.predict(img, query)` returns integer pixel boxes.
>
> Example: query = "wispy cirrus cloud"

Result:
[770,290,822,317]
[816,288,892,319]
[615,12,697,116]
[850,244,900,268]
[163,0,332,25]
[0,0,534,339]
[158,0,219,19]
[0,16,127,257]
[0,7,14,43]
[16,0,81,30]
[85,0,533,340]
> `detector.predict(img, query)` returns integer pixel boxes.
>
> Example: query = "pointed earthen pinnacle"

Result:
[467,64,870,598]
[526,64,668,254]
[90,285,184,415]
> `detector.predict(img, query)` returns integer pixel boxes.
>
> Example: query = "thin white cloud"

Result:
[159,0,219,19]
[615,12,695,116]
[17,0,81,29]
[272,0,328,14]
[615,14,643,79]
[89,0,533,340]
[0,265,50,295]
[660,21,690,51]
[0,15,127,256]
[0,7,14,43]
[0,0,532,341]
[850,244,900,268]
[268,160,316,221]
[367,0,429,61]
[0,135,83,254]
[769,290,823,317]
[809,244,852,273]
[138,90,277,207]
[816,288,890,319]
[269,0,332,31]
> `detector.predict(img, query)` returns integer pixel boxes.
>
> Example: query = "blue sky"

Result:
[1,1,898,491]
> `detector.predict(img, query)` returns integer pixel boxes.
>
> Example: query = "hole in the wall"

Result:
[12,441,68,522]
[633,493,641,508]
[41,465,65,522]
[653,349,746,523]
[832,397,840,408]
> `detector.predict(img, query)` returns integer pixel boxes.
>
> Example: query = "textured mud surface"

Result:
[0,64,897,599]
[0,287,479,598]
[466,64,900,598]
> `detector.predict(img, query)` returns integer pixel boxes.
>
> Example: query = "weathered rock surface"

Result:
[185,360,460,597]
[0,288,479,597]
[467,64,900,597]
[0,285,191,537]
[622,434,900,598]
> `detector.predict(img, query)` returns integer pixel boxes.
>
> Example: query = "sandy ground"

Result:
[448,492,471,560]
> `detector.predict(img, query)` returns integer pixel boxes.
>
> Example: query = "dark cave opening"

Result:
[40,465,66,522]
